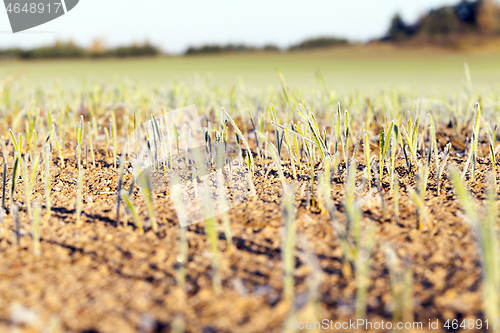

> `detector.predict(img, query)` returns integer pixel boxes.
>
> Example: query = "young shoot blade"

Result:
[282,184,296,301]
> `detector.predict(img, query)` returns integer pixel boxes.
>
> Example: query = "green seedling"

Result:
[462,136,473,180]
[437,143,451,195]
[10,154,20,214]
[173,124,179,154]
[297,236,323,322]
[343,109,350,171]
[248,109,260,157]
[202,179,221,292]
[61,126,67,163]
[158,118,168,171]
[57,105,66,139]
[2,158,6,211]
[276,68,298,111]
[32,201,41,255]
[84,144,88,168]
[275,121,314,146]
[136,165,157,232]
[162,109,173,169]
[293,123,315,168]
[104,127,110,158]
[283,126,297,179]
[247,168,257,196]
[484,123,497,187]
[371,160,385,215]
[110,115,117,168]
[401,111,420,170]
[76,116,84,170]
[190,138,222,291]
[350,126,364,173]
[53,127,65,168]
[282,184,296,301]
[75,169,84,226]
[296,104,329,166]
[320,173,354,271]
[389,123,399,192]
[429,114,440,186]
[264,131,269,159]
[383,245,414,326]
[270,104,285,157]
[122,115,129,151]
[116,155,126,223]
[150,114,161,169]
[470,103,481,182]
[289,123,302,170]
[9,129,23,169]
[121,190,144,233]
[483,180,500,325]
[267,139,286,187]
[43,127,51,155]
[334,103,341,154]
[379,121,394,185]
[169,173,188,289]
[222,107,254,173]
[30,152,40,193]
[451,170,500,324]
[422,139,432,195]
[24,113,36,156]
[345,162,362,243]
[217,169,233,250]
[88,122,95,168]
[407,185,426,230]
[23,154,32,218]
[46,104,53,131]
[364,133,371,189]
[450,167,476,218]
[355,224,376,319]
[2,137,7,210]
[133,111,139,158]
[43,145,51,216]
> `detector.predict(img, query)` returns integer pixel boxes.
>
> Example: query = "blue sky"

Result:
[0,0,461,53]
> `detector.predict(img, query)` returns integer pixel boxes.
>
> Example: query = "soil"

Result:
[0,124,495,333]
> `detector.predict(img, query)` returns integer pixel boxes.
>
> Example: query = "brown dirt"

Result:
[0,126,495,333]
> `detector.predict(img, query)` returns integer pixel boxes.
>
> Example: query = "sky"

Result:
[0,0,461,53]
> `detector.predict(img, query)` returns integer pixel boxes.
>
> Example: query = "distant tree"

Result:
[387,13,412,40]
[112,43,159,57]
[384,0,500,41]
[476,0,500,34]
[419,7,461,36]
[0,48,23,59]
[288,37,348,50]
[262,44,281,52]
[185,44,256,55]
[20,41,86,59]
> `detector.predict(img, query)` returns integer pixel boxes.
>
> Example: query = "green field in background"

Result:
[1,46,500,93]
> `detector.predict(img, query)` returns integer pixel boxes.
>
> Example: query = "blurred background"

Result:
[1,0,500,93]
